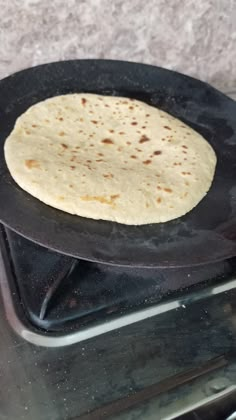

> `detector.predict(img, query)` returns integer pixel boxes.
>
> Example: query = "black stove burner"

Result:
[1,225,236,334]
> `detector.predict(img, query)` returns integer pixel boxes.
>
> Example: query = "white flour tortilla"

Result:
[4,93,217,225]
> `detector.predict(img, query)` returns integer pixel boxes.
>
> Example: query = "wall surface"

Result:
[0,0,236,91]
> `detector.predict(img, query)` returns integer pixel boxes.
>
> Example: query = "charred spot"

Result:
[61,143,68,149]
[164,188,172,193]
[153,150,162,156]
[102,138,114,145]
[25,159,40,169]
[131,122,138,126]
[91,120,98,124]
[143,159,152,165]
[130,155,137,159]
[81,98,87,105]
[157,197,162,203]
[164,126,171,130]
[139,135,150,143]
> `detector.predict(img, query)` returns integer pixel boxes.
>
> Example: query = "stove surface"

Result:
[1,224,236,348]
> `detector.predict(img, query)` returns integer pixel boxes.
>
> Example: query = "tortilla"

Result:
[4,93,217,225]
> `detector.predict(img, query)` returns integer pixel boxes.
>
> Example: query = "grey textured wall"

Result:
[0,0,236,90]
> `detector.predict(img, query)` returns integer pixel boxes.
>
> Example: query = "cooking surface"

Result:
[0,89,235,420]
[1,60,236,267]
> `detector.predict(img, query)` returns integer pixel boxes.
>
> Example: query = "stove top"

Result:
[1,223,236,348]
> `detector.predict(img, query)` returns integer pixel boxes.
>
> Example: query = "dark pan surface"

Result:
[0,59,236,268]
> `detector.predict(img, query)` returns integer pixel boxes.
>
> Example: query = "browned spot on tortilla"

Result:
[130,155,137,159]
[31,124,37,128]
[103,173,114,179]
[70,166,76,170]
[146,202,150,208]
[69,184,73,188]
[98,152,104,156]
[182,171,191,175]
[129,106,134,110]
[109,129,114,133]
[96,159,104,162]
[142,126,146,129]
[126,141,131,145]
[81,98,87,105]
[143,160,152,165]
[164,188,172,193]
[105,104,110,107]
[153,150,162,156]
[59,117,64,121]
[45,119,50,123]
[185,181,189,186]
[157,197,162,203]
[25,159,40,169]
[25,130,31,135]
[80,194,119,206]
[117,147,123,152]
[146,114,150,117]
[182,145,188,149]
[91,120,98,124]
[135,148,142,152]
[89,144,94,147]
[119,132,125,135]
[102,138,114,145]
[86,160,92,163]
[61,143,68,149]
[131,122,138,126]
[139,135,150,144]
[164,126,171,130]
[57,196,65,200]
[157,186,162,190]
[70,156,76,162]
[59,131,65,136]
[75,146,80,150]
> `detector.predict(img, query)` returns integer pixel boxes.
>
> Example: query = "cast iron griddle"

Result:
[0,59,236,268]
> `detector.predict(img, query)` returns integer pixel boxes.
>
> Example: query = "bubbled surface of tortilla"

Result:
[4,93,217,225]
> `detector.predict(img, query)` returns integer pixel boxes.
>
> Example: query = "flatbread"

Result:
[4,93,217,225]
